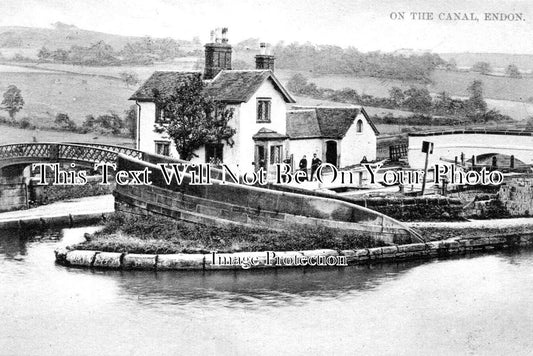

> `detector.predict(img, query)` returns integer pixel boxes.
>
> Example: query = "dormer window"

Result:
[257,98,271,123]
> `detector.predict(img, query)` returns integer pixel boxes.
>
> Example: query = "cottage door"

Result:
[326,140,338,167]
[254,144,267,172]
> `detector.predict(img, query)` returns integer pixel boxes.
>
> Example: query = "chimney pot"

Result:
[204,28,232,79]
[255,43,275,71]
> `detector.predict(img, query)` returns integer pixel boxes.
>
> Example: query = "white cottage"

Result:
[130,31,378,176]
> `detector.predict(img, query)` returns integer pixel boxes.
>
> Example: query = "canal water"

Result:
[1,227,533,355]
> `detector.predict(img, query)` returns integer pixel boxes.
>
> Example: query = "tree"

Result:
[287,73,309,94]
[445,58,457,71]
[124,105,137,138]
[388,87,405,107]
[119,71,140,88]
[2,85,24,120]
[153,74,235,161]
[472,61,492,75]
[506,64,521,78]
[51,49,69,63]
[37,46,51,61]
[402,87,432,113]
[466,80,487,115]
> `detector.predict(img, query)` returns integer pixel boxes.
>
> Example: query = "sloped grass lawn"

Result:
[72,213,533,254]
[73,212,389,254]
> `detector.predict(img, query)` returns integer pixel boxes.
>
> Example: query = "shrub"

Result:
[54,113,77,131]
[19,117,35,129]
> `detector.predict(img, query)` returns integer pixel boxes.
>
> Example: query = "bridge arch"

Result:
[408,130,533,169]
[0,142,143,182]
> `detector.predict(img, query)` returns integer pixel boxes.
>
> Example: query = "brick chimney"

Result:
[203,28,232,80]
[255,43,275,71]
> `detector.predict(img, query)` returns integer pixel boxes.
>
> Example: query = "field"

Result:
[8,59,199,81]
[0,125,134,146]
[287,69,533,121]
[0,68,134,126]
[302,69,533,101]
[1,60,531,142]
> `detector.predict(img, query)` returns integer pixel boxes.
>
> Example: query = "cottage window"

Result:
[256,98,271,123]
[155,141,170,156]
[270,145,282,164]
[356,119,363,133]
[155,105,169,124]
[205,143,224,164]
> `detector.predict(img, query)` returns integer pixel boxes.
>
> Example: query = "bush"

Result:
[81,113,124,135]
[19,117,35,129]
[54,113,77,131]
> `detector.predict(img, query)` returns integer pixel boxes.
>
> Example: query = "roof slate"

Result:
[286,110,321,138]
[206,70,295,103]
[286,107,379,139]
[130,69,295,104]
[129,71,201,101]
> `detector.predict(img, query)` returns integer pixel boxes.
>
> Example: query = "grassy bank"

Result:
[71,212,533,255]
[73,212,389,254]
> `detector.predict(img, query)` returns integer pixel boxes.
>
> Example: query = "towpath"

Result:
[409,217,533,229]
[0,195,113,225]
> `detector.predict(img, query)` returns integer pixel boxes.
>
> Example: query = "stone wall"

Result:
[114,154,421,244]
[499,177,533,216]
[0,182,27,212]
[354,196,464,221]
[55,233,533,270]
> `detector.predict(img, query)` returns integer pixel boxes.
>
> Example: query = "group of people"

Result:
[298,153,322,181]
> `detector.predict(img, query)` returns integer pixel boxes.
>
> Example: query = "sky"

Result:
[1,0,532,53]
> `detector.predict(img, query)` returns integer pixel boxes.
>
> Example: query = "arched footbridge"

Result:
[0,142,143,173]
[408,129,533,169]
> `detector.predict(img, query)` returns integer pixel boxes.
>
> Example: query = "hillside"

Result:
[0,23,196,59]
[439,52,533,71]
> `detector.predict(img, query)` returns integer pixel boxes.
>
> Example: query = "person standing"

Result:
[299,155,308,180]
[310,153,322,181]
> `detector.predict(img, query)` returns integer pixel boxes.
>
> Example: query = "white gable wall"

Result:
[138,102,159,153]
[339,112,377,166]
[237,79,288,173]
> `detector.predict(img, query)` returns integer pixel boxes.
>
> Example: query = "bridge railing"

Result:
[0,143,52,159]
[65,142,143,160]
[0,142,143,166]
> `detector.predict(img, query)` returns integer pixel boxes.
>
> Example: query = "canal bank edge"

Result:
[55,233,533,271]
[0,212,112,230]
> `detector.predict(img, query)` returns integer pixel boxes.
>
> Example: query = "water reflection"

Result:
[2,227,533,355]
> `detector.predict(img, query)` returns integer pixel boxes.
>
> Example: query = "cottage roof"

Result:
[286,107,379,139]
[206,70,295,103]
[129,71,201,101]
[130,70,295,104]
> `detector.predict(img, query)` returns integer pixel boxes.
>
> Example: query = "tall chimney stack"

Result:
[204,27,232,80]
[255,43,275,71]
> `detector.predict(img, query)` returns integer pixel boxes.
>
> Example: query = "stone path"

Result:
[0,195,114,223]
[409,217,533,229]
